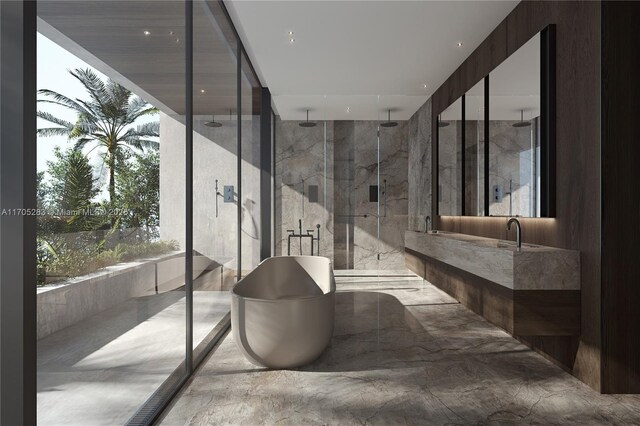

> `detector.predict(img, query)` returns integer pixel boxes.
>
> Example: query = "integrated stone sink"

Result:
[405,231,580,290]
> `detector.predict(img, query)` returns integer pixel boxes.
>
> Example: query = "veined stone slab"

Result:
[405,230,580,290]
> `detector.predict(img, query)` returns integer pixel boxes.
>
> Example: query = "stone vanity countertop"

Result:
[405,230,580,291]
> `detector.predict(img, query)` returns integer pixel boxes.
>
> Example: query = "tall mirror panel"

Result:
[488,34,541,217]
[464,79,485,216]
[437,97,463,216]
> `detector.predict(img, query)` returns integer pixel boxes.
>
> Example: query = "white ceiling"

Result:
[226,0,519,121]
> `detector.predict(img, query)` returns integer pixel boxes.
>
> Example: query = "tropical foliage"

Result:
[37,68,159,204]
[115,150,160,239]
[36,68,173,285]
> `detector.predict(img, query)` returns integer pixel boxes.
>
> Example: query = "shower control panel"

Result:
[224,185,235,202]
[493,185,503,202]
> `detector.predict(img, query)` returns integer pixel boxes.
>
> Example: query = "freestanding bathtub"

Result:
[231,256,335,369]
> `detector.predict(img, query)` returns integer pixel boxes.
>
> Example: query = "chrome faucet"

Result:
[425,216,431,233]
[507,218,521,251]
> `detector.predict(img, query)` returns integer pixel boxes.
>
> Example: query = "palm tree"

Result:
[37,68,159,204]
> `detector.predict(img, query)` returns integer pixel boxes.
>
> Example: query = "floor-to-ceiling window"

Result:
[33,1,266,424]
[240,50,262,275]
[36,2,187,424]
[190,0,242,362]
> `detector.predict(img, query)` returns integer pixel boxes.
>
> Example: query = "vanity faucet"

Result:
[506,218,522,251]
[425,216,432,233]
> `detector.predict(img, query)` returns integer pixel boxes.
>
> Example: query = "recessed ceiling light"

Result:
[200,89,206,94]
[346,107,351,113]
[169,31,175,36]
[175,38,180,43]
[423,84,428,88]
[143,30,151,36]
[289,38,295,43]
[288,31,293,36]
[456,41,463,48]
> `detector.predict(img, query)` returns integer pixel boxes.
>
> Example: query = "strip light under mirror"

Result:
[436,25,555,218]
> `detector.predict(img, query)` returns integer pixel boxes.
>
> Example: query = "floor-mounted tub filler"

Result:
[231,256,336,369]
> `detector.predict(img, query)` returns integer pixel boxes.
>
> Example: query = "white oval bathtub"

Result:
[231,256,335,369]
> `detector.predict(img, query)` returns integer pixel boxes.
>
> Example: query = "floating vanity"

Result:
[405,230,580,336]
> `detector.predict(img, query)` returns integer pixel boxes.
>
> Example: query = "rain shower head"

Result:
[512,109,531,128]
[380,109,398,127]
[299,109,317,128]
[204,114,222,128]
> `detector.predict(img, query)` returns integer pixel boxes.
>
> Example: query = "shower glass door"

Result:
[376,96,408,271]
[274,96,409,272]
[331,97,380,270]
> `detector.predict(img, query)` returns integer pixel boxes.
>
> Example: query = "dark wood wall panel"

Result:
[410,247,580,339]
[419,251,515,334]
[601,1,640,394]
[429,1,601,391]
[404,249,425,279]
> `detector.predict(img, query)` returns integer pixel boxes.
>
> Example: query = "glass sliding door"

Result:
[349,99,382,270]
[36,1,187,424]
[376,97,409,270]
[191,0,238,359]
[31,0,266,424]
[240,52,262,275]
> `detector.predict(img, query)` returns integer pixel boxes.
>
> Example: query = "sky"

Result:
[37,33,156,199]
[37,33,108,177]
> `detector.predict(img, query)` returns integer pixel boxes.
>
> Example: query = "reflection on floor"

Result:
[161,271,640,425]
[37,291,230,426]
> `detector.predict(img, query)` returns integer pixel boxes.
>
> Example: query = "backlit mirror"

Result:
[436,25,555,218]
[464,79,485,216]
[437,97,462,216]
[489,33,541,217]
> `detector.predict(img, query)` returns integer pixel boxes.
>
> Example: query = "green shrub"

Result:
[37,239,179,286]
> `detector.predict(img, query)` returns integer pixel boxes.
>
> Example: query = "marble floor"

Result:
[38,291,230,426]
[160,272,640,426]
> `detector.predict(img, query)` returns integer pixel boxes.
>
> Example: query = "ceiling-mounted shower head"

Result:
[204,114,222,128]
[512,109,531,128]
[299,109,317,127]
[380,109,398,127]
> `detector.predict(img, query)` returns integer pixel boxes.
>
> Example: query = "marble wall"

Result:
[351,121,408,270]
[159,112,262,274]
[437,120,462,216]
[333,122,356,269]
[377,122,410,269]
[275,118,408,270]
[274,118,334,260]
[488,119,538,217]
[408,99,432,231]
[464,120,485,216]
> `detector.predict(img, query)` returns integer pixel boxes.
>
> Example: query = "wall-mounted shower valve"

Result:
[493,185,503,202]
[224,185,235,202]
